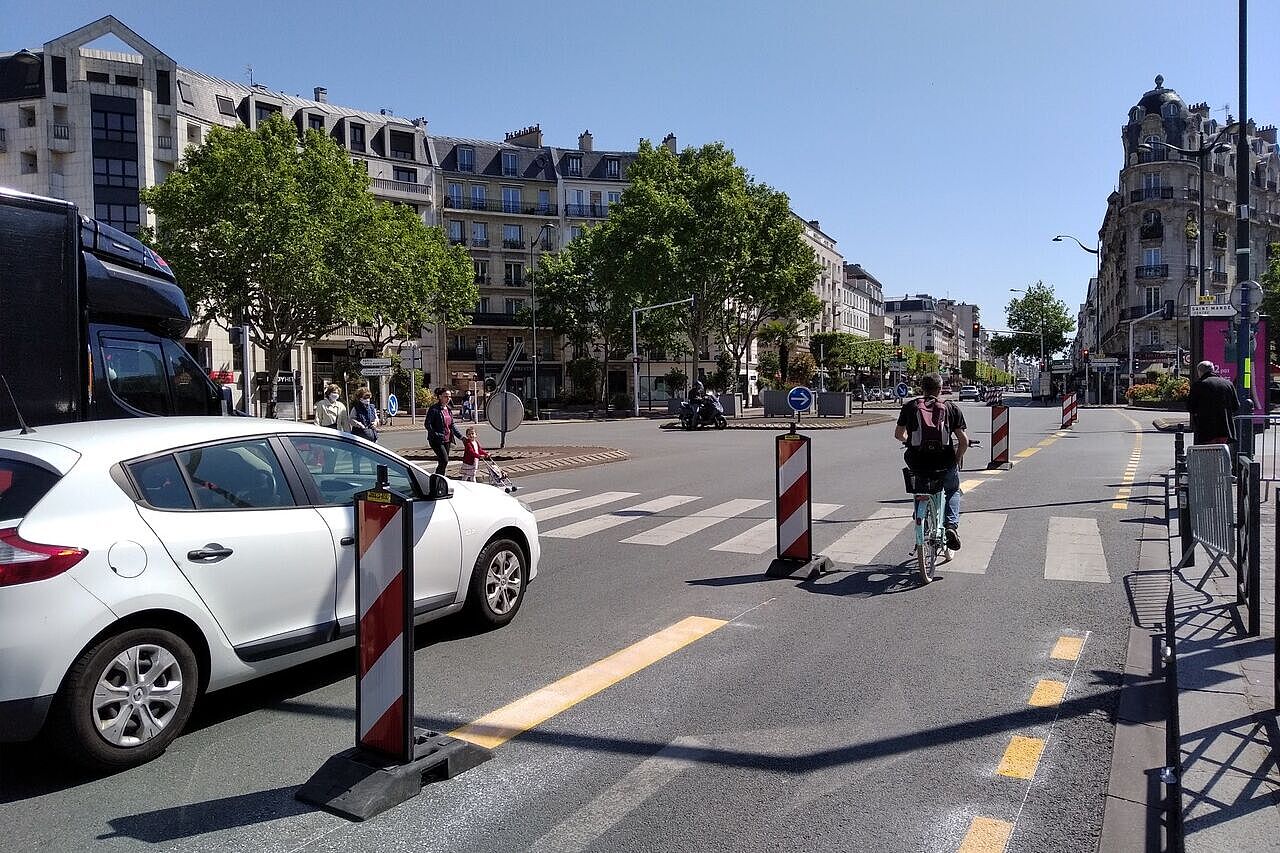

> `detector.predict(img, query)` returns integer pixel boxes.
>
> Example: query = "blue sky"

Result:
[6,0,1280,331]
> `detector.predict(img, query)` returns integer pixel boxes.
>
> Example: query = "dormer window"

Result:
[215,95,236,117]
[349,123,365,152]
[1161,102,1179,119]
[605,158,620,179]
[458,146,475,172]
[502,151,518,176]
[567,155,582,177]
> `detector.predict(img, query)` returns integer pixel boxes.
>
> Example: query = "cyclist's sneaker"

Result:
[945,524,961,551]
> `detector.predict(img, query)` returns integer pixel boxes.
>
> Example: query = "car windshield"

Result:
[0,458,61,524]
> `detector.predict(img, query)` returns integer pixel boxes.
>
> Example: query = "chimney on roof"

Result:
[662,132,677,153]
[314,86,327,103]
[578,129,593,152]
[413,116,428,130]
[504,124,543,147]
[808,219,820,230]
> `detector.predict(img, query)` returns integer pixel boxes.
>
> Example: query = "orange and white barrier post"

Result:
[988,404,1010,469]
[298,466,490,821]
[768,426,832,578]
[1061,392,1078,429]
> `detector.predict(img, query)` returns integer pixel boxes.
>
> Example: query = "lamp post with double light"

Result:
[1052,234,1101,403]
[528,222,557,419]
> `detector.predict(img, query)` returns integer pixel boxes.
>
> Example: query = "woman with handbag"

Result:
[350,387,380,442]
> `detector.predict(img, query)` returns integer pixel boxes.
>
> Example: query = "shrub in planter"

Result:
[1125,383,1160,402]
[1157,375,1189,402]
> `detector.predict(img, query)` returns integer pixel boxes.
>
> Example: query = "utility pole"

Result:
[1235,0,1255,456]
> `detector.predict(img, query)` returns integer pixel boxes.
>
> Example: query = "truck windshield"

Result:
[100,337,217,416]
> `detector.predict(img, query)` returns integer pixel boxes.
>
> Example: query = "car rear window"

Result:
[127,455,195,510]
[0,459,61,522]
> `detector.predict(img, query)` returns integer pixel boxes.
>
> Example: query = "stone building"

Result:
[1095,76,1280,377]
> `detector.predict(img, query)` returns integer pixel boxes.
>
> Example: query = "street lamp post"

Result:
[632,296,694,417]
[528,222,557,420]
[1052,235,1102,404]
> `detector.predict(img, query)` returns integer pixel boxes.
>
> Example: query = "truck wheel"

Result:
[49,627,199,770]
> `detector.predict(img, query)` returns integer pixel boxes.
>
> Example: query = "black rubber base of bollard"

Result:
[766,555,833,580]
[296,729,492,821]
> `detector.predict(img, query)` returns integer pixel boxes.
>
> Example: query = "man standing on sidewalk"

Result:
[1187,360,1238,446]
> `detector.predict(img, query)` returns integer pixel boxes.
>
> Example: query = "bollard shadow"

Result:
[97,785,311,844]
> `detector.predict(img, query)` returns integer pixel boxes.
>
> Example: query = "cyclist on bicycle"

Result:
[893,372,970,550]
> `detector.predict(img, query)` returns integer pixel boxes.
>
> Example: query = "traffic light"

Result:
[972,322,980,339]
[895,347,904,359]
[1082,348,1089,364]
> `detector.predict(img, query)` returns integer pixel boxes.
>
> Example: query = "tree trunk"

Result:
[265,343,288,419]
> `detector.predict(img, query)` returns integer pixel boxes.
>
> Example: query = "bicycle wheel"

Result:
[919,499,939,583]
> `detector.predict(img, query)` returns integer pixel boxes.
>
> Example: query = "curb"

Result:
[398,445,629,478]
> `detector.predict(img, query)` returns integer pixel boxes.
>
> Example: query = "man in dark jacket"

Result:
[1187,360,1239,445]
[426,388,465,475]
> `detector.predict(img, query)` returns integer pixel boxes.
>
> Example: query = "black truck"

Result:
[0,188,226,430]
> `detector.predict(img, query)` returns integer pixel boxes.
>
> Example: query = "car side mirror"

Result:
[410,466,451,500]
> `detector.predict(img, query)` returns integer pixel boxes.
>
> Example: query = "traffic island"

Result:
[660,412,894,430]
[400,445,629,477]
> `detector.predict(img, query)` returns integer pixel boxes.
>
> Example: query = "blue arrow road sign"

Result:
[896,383,910,398]
[386,394,399,416]
[787,386,814,412]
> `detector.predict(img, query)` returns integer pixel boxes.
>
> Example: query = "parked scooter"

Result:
[679,394,727,430]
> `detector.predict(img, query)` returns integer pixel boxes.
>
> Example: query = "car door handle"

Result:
[188,544,234,562]
[340,537,355,546]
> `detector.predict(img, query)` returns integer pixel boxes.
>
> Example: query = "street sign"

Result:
[386,394,399,416]
[889,360,908,370]
[359,366,393,377]
[486,391,524,432]
[1090,357,1120,366]
[360,357,392,367]
[787,386,814,413]
[1190,303,1237,317]
[895,382,910,398]
[1198,294,1217,304]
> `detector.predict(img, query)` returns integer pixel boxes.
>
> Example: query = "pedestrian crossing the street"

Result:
[531,488,1117,584]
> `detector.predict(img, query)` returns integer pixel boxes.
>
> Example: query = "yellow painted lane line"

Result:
[960,479,984,492]
[449,616,727,749]
[996,735,1046,779]
[1037,439,1056,448]
[1050,635,1084,661]
[1028,679,1067,708]
[1015,447,1039,458]
[957,817,1013,853]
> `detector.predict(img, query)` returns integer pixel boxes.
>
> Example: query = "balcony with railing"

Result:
[564,203,609,218]
[503,275,525,286]
[1128,187,1174,202]
[471,237,490,247]
[502,238,524,250]
[1212,271,1229,284]
[389,149,415,161]
[1139,224,1164,241]
[1137,150,1167,163]
[442,197,558,216]
[370,177,431,196]
[447,347,478,360]
[1135,264,1168,279]
[47,121,74,152]
[470,312,525,327]
[1183,187,1200,201]
[449,236,467,246]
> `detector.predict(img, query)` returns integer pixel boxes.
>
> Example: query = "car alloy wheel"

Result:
[467,538,528,628]
[485,548,523,616]
[92,644,186,747]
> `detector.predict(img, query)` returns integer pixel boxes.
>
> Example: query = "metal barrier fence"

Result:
[1185,445,1235,582]
[1234,413,1280,497]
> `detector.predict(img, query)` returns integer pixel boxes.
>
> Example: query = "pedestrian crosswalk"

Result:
[533,488,1114,583]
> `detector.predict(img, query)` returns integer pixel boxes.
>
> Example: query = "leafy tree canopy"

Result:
[988,281,1075,361]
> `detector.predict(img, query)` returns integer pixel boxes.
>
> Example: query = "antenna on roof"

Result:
[246,64,254,86]
[0,375,34,434]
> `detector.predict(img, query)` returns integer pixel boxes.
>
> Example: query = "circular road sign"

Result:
[386,394,398,417]
[787,385,814,413]
[486,391,525,432]
[896,382,910,398]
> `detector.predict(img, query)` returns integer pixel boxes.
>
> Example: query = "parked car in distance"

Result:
[958,385,981,401]
[0,418,540,769]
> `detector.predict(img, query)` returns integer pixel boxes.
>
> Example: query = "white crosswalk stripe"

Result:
[941,512,1007,574]
[519,488,579,504]
[621,499,768,546]
[1044,516,1110,583]
[711,503,842,554]
[534,492,638,523]
[542,495,699,539]
[822,506,913,565]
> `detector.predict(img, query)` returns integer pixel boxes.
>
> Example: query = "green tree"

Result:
[787,351,816,384]
[1261,241,1280,325]
[143,115,370,415]
[988,281,1075,361]
[347,202,476,354]
[758,319,803,384]
[755,351,780,389]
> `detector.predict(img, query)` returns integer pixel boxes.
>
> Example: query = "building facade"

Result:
[843,262,884,341]
[797,217,846,341]
[1095,76,1280,378]
[884,294,960,372]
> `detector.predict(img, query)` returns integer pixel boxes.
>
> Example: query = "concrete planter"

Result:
[816,392,851,417]
[718,393,742,417]
[762,389,811,417]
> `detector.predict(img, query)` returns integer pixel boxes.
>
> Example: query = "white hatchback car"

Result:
[0,418,539,769]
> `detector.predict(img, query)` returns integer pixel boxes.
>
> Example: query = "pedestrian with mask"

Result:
[314,383,351,432]
[426,388,464,475]
[350,386,380,442]
[1187,360,1238,446]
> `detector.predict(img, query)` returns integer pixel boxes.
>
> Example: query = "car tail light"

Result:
[0,528,88,587]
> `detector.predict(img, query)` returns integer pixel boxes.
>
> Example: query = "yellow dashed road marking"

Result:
[449,616,726,749]
[1015,447,1039,458]
[1113,415,1144,510]
[960,479,983,492]
[996,735,1046,779]
[957,817,1014,853]
[1050,635,1084,660]
[1028,679,1067,708]
[1038,439,1056,448]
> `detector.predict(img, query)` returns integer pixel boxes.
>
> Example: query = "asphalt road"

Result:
[0,397,1172,853]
